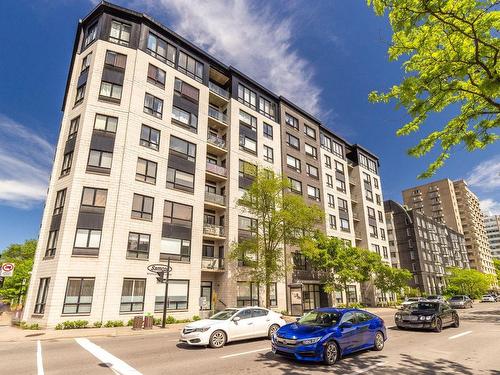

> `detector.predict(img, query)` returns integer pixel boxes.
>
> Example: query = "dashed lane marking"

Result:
[220,348,269,359]
[449,331,472,340]
[37,340,44,375]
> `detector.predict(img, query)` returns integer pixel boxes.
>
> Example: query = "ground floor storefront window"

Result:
[237,281,259,307]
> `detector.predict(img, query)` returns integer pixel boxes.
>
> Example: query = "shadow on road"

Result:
[460,309,500,324]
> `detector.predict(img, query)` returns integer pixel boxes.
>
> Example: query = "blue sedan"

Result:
[272,308,387,365]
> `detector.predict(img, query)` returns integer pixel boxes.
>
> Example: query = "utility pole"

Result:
[161,258,171,329]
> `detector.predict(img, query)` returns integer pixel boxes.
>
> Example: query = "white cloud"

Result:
[139,0,322,116]
[467,156,500,191]
[0,114,53,209]
[480,199,500,216]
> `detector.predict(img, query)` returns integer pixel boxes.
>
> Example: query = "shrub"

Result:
[55,323,63,330]
[153,317,162,326]
[75,320,88,329]
[127,319,134,327]
[104,321,115,328]
[165,316,176,324]
[113,320,124,327]
[176,318,191,323]
[29,323,40,330]
[93,321,102,328]
[192,315,201,321]
[63,321,76,330]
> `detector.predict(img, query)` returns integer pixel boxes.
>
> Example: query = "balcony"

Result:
[208,106,228,128]
[207,133,227,155]
[352,212,360,221]
[201,257,225,272]
[206,162,227,181]
[205,191,226,207]
[209,82,229,107]
[203,224,226,238]
[350,194,359,204]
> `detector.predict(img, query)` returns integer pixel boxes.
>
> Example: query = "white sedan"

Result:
[481,295,496,302]
[179,307,286,348]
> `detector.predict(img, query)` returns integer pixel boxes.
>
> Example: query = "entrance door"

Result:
[319,285,329,307]
[200,281,212,310]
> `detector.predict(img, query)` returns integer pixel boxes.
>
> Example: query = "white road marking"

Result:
[37,340,44,375]
[220,348,269,359]
[449,331,472,340]
[75,338,143,375]
[352,362,386,374]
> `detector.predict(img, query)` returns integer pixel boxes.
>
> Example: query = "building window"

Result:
[259,97,276,120]
[239,135,257,154]
[329,214,337,229]
[136,158,157,184]
[369,224,378,238]
[367,207,376,219]
[340,218,350,231]
[88,149,112,172]
[331,140,344,158]
[306,164,319,179]
[155,280,189,311]
[163,200,193,227]
[34,278,50,314]
[336,179,346,193]
[307,185,320,201]
[109,20,131,46]
[305,143,317,159]
[335,161,344,174]
[373,244,381,255]
[161,200,193,261]
[99,81,122,102]
[120,278,146,313]
[263,123,273,139]
[174,78,200,103]
[269,282,278,307]
[285,113,299,130]
[161,238,191,262]
[68,116,79,140]
[167,168,195,192]
[359,153,378,174]
[169,136,196,162]
[286,154,301,172]
[146,63,166,88]
[366,189,374,202]
[94,114,118,133]
[53,189,66,215]
[61,151,73,176]
[238,84,256,109]
[131,194,154,221]
[84,22,97,48]
[378,211,384,223]
[338,198,348,213]
[144,93,163,118]
[81,188,107,209]
[288,177,302,194]
[380,228,386,240]
[328,193,335,208]
[45,230,58,258]
[286,133,300,150]
[62,277,95,314]
[147,33,175,66]
[237,281,259,307]
[293,252,308,271]
[304,124,316,139]
[73,229,102,255]
[127,232,150,260]
[383,246,388,258]
[373,177,379,189]
[239,110,257,130]
[75,84,85,105]
[324,155,332,169]
[326,174,333,188]
[303,284,320,311]
[263,145,274,163]
[178,51,203,82]
[172,106,198,132]
[347,285,358,304]
[81,52,91,73]
[376,194,382,206]
[104,50,127,69]
[140,125,160,150]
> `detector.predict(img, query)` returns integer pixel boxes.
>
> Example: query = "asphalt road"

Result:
[2,303,500,375]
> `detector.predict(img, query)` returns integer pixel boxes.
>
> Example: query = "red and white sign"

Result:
[0,263,15,277]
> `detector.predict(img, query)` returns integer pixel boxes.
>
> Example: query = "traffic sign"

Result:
[0,263,14,277]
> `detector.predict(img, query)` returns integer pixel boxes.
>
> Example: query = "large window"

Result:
[340,218,350,232]
[136,158,157,184]
[144,93,163,118]
[338,198,348,213]
[304,124,316,139]
[163,201,193,227]
[147,33,175,66]
[307,185,320,201]
[285,113,298,130]
[326,174,333,188]
[127,232,150,260]
[305,143,317,159]
[140,125,160,151]
[147,64,166,87]
[237,281,259,307]
[62,277,95,314]
[302,284,320,311]
[259,97,276,120]
[75,84,86,105]
[94,114,118,133]
[174,78,199,102]
[131,194,154,221]
[104,50,127,69]
[167,168,195,192]
[287,154,301,172]
[61,151,73,176]
[81,187,107,208]
[320,133,343,158]
[99,81,123,102]
[53,189,66,215]
[169,136,196,161]
[155,280,189,311]
[81,53,91,73]
[109,20,131,46]
[34,278,50,314]
[238,84,257,110]
[120,278,146,312]
[269,282,277,307]
[178,51,204,82]
[359,153,378,174]
[336,178,346,193]
[239,134,257,154]
[263,123,273,139]
[306,164,319,179]
[45,230,58,258]
[288,177,302,194]
[263,145,274,163]
[88,150,112,172]
[172,106,198,132]
[329,214,337,229]
[327,193,335,208]
[74,229,102,253]
[286,133,300,150]
[239,110,257,130]
[68,116,79,140]
[84,22,97,48]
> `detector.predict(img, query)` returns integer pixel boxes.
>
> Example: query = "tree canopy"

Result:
[444,267,495,298]
[374,263,413,297]
[368,0,499,178]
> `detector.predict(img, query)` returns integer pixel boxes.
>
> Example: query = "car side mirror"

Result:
[232,316,241,322]
[340,322,352,329]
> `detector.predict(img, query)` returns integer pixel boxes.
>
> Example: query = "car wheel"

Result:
[434,318,442,333]
[323,341,339,365]
[452,314,460,328]
[373,331,384,351]
[209,330,226,349]
[268,324,279,339]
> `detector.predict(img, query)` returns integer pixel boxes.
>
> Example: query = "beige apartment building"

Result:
[402,179,495,275]
[484,213,500,260]
[23,2,392,327]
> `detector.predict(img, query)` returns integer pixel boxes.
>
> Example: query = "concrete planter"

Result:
[132,316,144,330]
[143,316,153,330]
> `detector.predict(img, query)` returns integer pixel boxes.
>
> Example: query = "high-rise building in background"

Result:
[384,200,469,295]
[402,179,495,275]
[23,2,392,327]
[484,213,500,260]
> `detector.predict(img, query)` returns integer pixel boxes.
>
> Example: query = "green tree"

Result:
[0,240,37,305]
[301,235,381,306]
[367,0,499,178]
[494,259,500,284]
[374,264,413,298]
[444,267,494,298]
[229,171,324,308]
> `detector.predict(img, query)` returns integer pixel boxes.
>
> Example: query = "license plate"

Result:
[409,316,418,321]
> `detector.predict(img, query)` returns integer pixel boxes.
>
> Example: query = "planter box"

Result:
[143,316,153,330]
[132,316,143,330]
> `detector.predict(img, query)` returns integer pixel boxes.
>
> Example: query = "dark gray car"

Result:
[448,295,473,309]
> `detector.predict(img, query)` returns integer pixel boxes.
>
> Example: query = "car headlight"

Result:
[271,333,277,342]
[301,337,322,345]
[193,327,210,332]
[426,316,433,321]
[418,316,425,321]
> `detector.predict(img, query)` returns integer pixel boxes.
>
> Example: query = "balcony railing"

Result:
[208,106,228,124]
[209,82,229,99]
[206,162,227,177]
[203,224,225,237]
[205,191,226,206]
[207,133,226,149]
[201,257,225,270]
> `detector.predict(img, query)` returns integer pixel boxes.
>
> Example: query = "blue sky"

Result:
[0,0,498,250]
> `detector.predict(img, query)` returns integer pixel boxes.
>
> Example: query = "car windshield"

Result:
[406,298,419,302]
[449,296,464,301]
[410,302,439,311]
[297,311,341,327]
[210,309,237,320]
[427,296,438,299]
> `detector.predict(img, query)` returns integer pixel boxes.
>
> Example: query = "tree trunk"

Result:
[265,282,270,309]
[344,282,349,307]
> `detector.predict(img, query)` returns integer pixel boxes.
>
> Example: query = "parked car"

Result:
[481,295,496,303]
[272,308,386,365]
[395,301,459,332]
[179,307,286,348]
[448,295,473,309]
[426,295,445,303]
[401,297,425,308]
